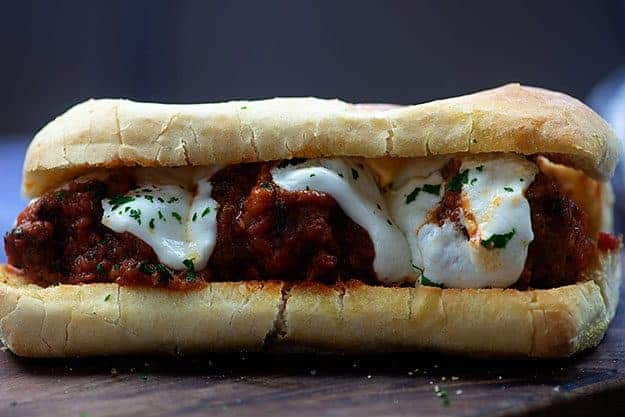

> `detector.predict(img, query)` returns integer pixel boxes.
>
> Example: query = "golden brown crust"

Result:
[0,248,619,358]
[23,84,619,196]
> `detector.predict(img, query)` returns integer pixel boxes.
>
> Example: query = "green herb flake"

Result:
[504,187,513,192]
[124,206,130,212]
[435,387,450,406]
[109,195,135,210]
[446,169,469,192]
[156,263,172,281]
[337,172,344,178]
[167,197,180,204]
[192,212,197,222]
[201,207,210,217]
[413,265,444,288]
[240,105,248,110]
[386,219,393,226]
[470,178,478,185]
[54,190,66,202]
[422,184,441,195]
[149,218,155,229]
[405,187,421,204]
[183,259,196,282]
[158,210,165,221]
[476,165,484,172]
[309,173,316,177]
[376,203,382,210]
[351,168,359,180]
[129,208,142,225]
[277,158,307,168]
[51,260,64,273]
[144,195,154,202]
[157,197,165,203]
[139,262,156,274]
[96,263,105,274]
[171,212,182,224]
[260,182,272,190]
[481,229,516,249]
[104,294,111,302]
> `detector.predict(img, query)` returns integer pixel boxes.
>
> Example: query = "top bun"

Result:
[23,83,620,196]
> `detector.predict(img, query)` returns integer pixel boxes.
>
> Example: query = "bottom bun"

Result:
[0,250,620,358]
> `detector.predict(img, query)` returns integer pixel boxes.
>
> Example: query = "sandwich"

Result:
[0,83,621,358]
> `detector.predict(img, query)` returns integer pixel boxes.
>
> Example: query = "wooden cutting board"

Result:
[0,256,623,417]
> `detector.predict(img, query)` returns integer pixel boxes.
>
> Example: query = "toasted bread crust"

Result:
[0,249,618,358]
[23,84,619,196]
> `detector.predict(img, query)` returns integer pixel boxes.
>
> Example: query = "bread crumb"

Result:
[456,389,463,395]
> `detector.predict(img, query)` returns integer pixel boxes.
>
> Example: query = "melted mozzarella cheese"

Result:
[271,158,414,284]
[416,155,538,288]
[101,169,220,271]
[386,161,446,273]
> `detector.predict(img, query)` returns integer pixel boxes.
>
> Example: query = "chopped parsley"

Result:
[54,190,66,202]
[200,207,210,217]
[109,195,135,210]
[413,265,444,288]
[124,206,130,212]
[51,260,64,273]
[504,187,513,192]
[481,229,516,249]
[260,182,272,190]
[277,158,307,168]
[470,178,478,185]
[435,387,450,406]
[167,197,180,204]
[139,262,156,274]
[158,210,165,221]
[376,203,382,210]
[405,187,421,204]
[157,197,165,203]
[140,262,172,281]
[337,172,344,178]
[144,195,154,202]
[476,165,484,172]
[240,105,248,110]
[421,276,444,288]
[183,259,196,282]
[520,178,524,182]
[351,168,359,180]
[104,294,111,302]
[386,219,393,226]
[446,169,469,192]
[129,208,142,225]
[422,184,441,195]
[149,218,155,229]
[309,173,316,177]
[142,188,152,192]
[305,186,310,191]
[171,212,182,224]
[192,212,197,222]
[96,263,105,274]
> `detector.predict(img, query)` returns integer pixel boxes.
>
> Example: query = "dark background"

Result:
[1,0,625,134]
